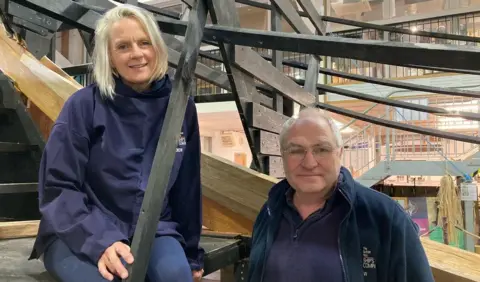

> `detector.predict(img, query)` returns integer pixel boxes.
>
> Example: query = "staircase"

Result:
[0,72,44,222]
[342,106,479,187]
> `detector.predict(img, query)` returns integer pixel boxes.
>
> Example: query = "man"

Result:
[247,107,434,282]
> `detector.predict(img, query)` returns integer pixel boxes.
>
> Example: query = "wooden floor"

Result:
[0,238,220,282]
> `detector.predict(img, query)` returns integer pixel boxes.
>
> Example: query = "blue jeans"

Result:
[43,236,193,282]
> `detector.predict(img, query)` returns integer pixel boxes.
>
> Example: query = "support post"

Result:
[123,0,208,281]
[206,0,264,172]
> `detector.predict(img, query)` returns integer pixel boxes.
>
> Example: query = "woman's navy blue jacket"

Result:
[29,76,204,270]
[247,167,434,282]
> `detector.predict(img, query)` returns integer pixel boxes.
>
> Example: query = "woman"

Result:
[29,4,204,282]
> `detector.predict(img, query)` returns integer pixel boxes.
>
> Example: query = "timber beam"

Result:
[10,0,480,71]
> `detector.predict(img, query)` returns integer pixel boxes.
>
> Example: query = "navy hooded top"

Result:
[29,75,205,271]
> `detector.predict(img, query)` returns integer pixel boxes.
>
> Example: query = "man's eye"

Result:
[290,149,305,155]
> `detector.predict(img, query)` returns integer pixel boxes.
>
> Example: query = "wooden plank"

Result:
[202,196,253,235]
[296,0,327,35]
[421,237,480,282]
[254,130,281,156]
[270,0,320,96]
[264,156,284,178]
[271,0,313,34]
[39,56,83,88]
[0,220,39,240]
[201,152,274,220]
[0,25,74,121]
[167,47,274,109]
[247,102,289,134]
[163,33,275,108]
[207,0,264,171]
[234,45,316,106]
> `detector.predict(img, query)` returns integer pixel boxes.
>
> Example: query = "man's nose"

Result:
[301,151,318,168]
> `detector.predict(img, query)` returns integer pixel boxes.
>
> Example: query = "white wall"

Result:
[200,127,252,167]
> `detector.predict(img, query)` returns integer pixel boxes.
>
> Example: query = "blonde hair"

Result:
[92,4,169,99]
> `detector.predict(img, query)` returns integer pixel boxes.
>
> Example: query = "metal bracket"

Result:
[234,259,249,282]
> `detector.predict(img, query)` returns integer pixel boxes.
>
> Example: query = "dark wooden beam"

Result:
[193,94,234,103]
[162,47,480,98]
[296,0,326,35]
[166,47,274,108]
[247,102,289,134]
[318,84,480,122]
[270,0,320,101]
[234,46,316,106]
[264,156,284,178]
[271,0,313,34]
[280,60,480,99]
[270,2,284,115]
[124,1,208,281]
[254,130,281,156]
[316,103,480,144]
[206,0,263,171]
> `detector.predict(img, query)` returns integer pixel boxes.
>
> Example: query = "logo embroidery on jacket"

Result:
[176,132,186,153]
[362,247,376,277]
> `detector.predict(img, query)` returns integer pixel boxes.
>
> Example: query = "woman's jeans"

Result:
[43,236,193,282]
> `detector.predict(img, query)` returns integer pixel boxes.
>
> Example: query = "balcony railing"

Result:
[341,97,479,177]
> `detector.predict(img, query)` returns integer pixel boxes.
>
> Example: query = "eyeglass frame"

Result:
[281,143,341,163]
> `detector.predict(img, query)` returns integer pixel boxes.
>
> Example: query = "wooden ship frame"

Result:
[1,0,480,281]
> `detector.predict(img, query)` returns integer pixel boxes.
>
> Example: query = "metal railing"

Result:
[341,97,479,177]
[331,11,480,84]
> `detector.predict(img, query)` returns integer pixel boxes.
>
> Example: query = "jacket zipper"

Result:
[338,189,353,282]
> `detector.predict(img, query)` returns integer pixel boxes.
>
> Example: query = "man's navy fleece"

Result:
[29,76,205,270]
[262,179,348,282]
[248,167,434,282]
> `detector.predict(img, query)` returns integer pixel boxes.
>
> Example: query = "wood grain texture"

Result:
[202,196,253,235]
[0,25,75,121]
[0,220,39,240]
[421,237,480,282]
[263,156,284,178]
[235,46,316,106]
[247,102,289,134]
[254,130,280,156]
[201,151,276,222]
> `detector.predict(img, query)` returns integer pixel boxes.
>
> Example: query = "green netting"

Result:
[428,224,465,249]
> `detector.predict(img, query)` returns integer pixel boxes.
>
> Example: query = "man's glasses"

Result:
[282,145,336,163]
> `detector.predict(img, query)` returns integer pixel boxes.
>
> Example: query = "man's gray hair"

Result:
[279,107,343,151]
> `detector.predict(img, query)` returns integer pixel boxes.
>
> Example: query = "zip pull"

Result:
[293,229,299,240]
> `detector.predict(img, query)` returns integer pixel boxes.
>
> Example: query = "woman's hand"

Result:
[97,242,134,281]
[192,269,204,282]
